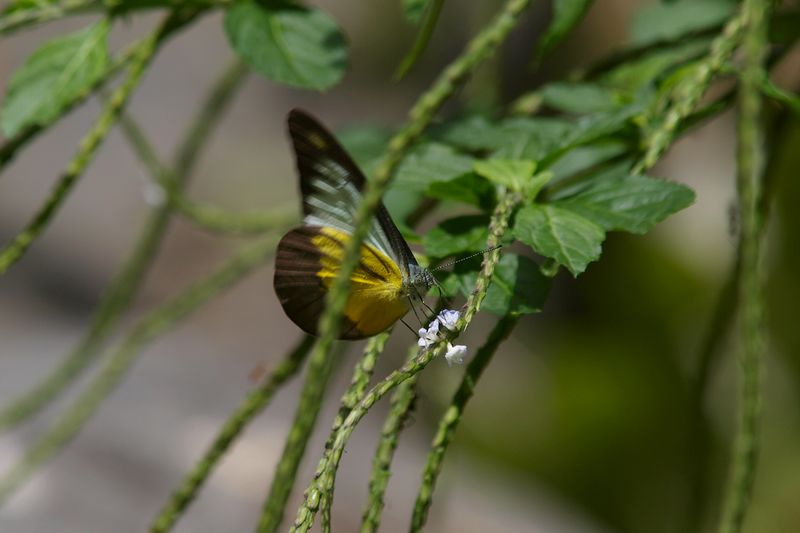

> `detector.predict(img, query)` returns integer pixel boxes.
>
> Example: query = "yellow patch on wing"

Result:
[312,227,409,336]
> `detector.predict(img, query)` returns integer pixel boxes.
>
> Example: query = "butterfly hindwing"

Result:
[274,226,409,340]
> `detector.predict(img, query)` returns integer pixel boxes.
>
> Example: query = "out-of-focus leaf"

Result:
[630,0,732,46]
[454,254,552,315]
[435,114,498,152]
[536,0,595,60]
[337,125,391,177]
[224,0,347,91]
[541,82,619,114]
[426,173,496,209]
[403,0,429,23]
[1,21,109,136]
[424,215,490,258]
[601,40,709,94]
[493,117,574,161]
[514,204,605,276]
[548,142,630,181]
[395,142,475,190]
[556,173,695,234]
[474,159,537,191]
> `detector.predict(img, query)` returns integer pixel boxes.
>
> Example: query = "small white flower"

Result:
[444,343,468,366]
[143,182,166,207]
[437,309,460,331]
[417,319,440,348]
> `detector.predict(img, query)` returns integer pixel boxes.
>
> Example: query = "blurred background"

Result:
[1,1,800,532]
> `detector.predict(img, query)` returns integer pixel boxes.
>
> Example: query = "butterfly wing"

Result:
[275,110,419,339]
[286,109,419,279]
[274,226,410,340]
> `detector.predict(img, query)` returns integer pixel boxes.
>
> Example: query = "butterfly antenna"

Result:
[400,318,418,337]
[430,245,503,272]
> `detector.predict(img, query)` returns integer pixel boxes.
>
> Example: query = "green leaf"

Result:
[556,173,696,234]
[474,158,536,191]
[454,254,552,315]
[630,0,733,46]
[536,0,595,60]
[1,21,109,137]
[426,173,496,209]
[337,125,391,177]
[424,215,490,258]
[394,142,476,190]
[403,0,429,23]
[493,117,574,161]
[435,114,498,152]
[605,42,710,96]
[541,82,619,114]
[548,142,630,181]
[224,0,348,91]
[514,204,605,276]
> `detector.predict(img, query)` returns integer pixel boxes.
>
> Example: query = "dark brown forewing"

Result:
[273,226,363,340]
[286,109,420,273]
[287,109,367,214]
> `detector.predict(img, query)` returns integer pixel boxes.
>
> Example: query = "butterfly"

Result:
[273,109,434,340]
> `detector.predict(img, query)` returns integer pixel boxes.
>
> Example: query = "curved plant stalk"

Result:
[0,235,280,507]
[117,94,299,236]
[718,0,770,531]
[360,345,419,533]
[0,57,248,434]
[149,334,315,533]
[394,0,446,80]
[255,341,341,533]
[410,314,519,531]
[317,333,390,533]
[289,190,520,533]
[632,7,746,174]
[288,1,532,526]
[0,8,202,275]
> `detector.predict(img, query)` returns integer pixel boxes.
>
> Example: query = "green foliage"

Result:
[555,173,696,234]
[630,0,733,45]
[1,21,109,136]
[224,0,347,91]
[535,0,595,60]
[394,142,476,190]
[540,82,619,114]
[450,253,551,315]
[514,204,604,276]
[1,0,782,531]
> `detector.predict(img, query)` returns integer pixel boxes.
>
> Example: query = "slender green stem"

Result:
[0,9,201,275]
[149,335,315,533]
[117,91,298,236]
[318,334,390,532]
[394,0,446,80]
[360,345,419,533]
[289,3,532,527]
[0,46,240,435]
[256,343,342,533]
[289,191,520,533]
[0,235,279,507]
[410,314,520,532]
[718,0,770,531]
[632,8,745,174]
